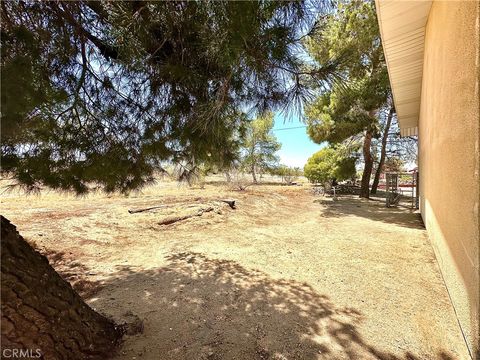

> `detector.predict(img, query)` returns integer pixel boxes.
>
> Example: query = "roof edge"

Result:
[375,0,432,137]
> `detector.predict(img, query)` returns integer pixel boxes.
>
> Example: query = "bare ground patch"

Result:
[1,178,470,359]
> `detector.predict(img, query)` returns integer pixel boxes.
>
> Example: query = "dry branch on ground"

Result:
[127,200,236,226]
[128,199,236,214]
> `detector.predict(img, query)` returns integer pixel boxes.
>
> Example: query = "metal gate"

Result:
[385,171,419,209]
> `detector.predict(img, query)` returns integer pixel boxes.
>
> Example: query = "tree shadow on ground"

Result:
[60,251,455,360]
[314,196,425,230]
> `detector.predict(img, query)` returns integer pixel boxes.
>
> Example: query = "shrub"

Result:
[304,148,356,184]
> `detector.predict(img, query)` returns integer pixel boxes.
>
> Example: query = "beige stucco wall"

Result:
[418,1,480,358]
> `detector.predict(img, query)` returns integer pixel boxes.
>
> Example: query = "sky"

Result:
[272,112,325,168]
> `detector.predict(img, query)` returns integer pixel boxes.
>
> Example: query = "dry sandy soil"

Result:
[1,177,471,360]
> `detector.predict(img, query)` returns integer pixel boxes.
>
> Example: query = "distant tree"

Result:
[305,0,390,198]
[242,113,281,183]
[272,165,302,184]
[304,147,356,184]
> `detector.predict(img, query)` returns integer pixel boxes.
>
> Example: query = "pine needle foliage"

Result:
[1,0,334,193]
[304,0,390,144]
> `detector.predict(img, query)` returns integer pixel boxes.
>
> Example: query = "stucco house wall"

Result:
[418,1,480,358]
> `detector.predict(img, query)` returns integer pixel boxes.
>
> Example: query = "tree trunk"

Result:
[1,216,122,359]
[251,164,257,183]
[360,129,374,198]
[371,106,394,194]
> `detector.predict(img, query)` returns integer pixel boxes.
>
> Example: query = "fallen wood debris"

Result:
[219,199,236,209]
[128,199,236,214]
[157,206,214,226]
[128,205,170,214]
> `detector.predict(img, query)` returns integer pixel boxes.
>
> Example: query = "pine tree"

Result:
[304,0,390,198]
[242,113,281,183]
[1,1,333,193]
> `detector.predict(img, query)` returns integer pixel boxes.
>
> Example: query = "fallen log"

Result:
[157,206,214,226]
[128,205,170,214]
[129,199,236,213]
[219,199,236,209]
[129,203,205,214]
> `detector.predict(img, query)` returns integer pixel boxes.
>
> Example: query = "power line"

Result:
[272,125,308,132]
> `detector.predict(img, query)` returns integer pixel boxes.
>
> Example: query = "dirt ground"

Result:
[1,177,471,360]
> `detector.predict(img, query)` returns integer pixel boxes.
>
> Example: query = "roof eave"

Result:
[375,0,432,137]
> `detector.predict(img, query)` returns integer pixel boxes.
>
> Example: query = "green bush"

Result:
[304,148,356,184]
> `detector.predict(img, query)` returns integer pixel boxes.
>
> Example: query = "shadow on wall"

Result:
[49,251,456,360]
[315,196,425,230]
